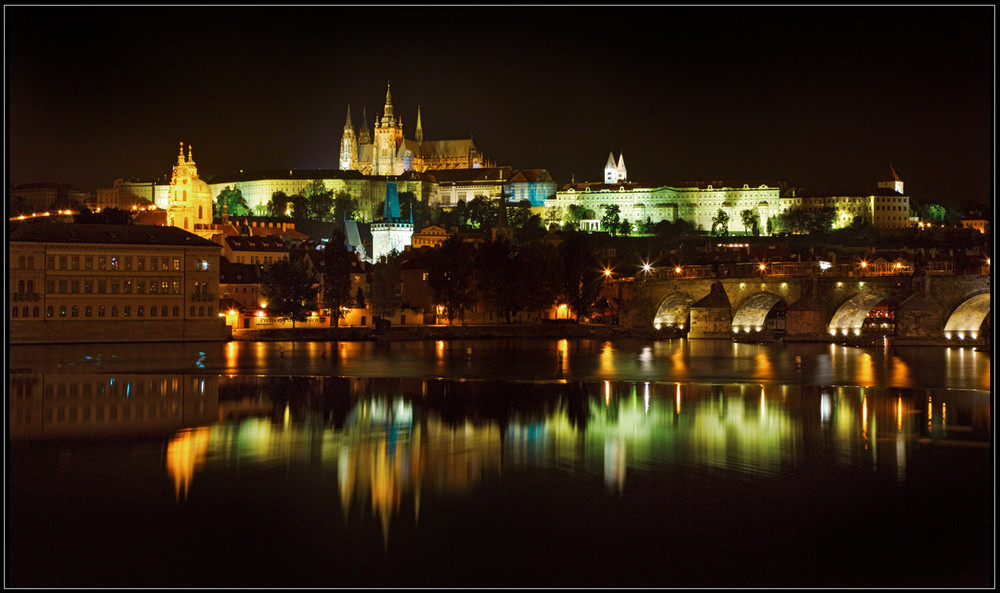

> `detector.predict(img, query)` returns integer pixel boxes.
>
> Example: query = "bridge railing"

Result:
[644,260,923,280]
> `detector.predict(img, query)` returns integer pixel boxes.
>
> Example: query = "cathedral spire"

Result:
[415,105,423,143]
[383,82,394,121]
[359,106,370,144]
[177,141,186,165]
[344,104,354,131]
[187,144,195,165]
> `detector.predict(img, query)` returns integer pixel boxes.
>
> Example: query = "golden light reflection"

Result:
[896,397,903,432]
[605,380,611,406]
[862,395,868,440]
[558,339,568,374]
[857,352,875,387]
[599,341,615,374]
[166,426,211,502]
[675,384,682,415]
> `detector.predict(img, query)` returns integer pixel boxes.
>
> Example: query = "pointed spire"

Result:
[359,106,370,144]
[177,141,185,165]
[187,144,195,164]
[605,151,616,168]
[415,105,423,143]
[344,104,354,131]
[383,81,394,120]
[382,180,401,220]
[617,152,625,169]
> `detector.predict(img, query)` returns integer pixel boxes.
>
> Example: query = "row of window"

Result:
[47,254,182,272]
[11,304,215,318]
[45,278,184,295]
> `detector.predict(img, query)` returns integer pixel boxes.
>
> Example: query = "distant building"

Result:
[8,222,229,344]
[411,224,452,250]
[10,182,91,215]
[222,235,290,266]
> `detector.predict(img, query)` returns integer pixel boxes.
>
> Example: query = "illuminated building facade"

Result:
[549,159,913,233]
[8,222,230,344]
[339,84,484,176]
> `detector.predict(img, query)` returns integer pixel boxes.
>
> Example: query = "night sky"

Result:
[6,6,993,208]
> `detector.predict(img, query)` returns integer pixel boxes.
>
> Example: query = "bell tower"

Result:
[339,104,358,171]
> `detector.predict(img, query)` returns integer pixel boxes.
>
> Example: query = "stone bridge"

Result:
[609,272,991,346]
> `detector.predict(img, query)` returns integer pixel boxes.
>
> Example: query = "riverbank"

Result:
[231,323,678,342]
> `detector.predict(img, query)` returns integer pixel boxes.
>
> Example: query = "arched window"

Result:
[150,306,157,317]
[12,306,18,318]
[18,280,24,293]
[33,307,39,317]
[184,217,189,229]
[22,306,29,317]
[198,205,203,219]
[27,280,33,293]
[59,306,66,317]
[46,306,53,318]
[71,306,78,317]
[85,306,92,317]
[190,306,195,316]
[183,190,187,201]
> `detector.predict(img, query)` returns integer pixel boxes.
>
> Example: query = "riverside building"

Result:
[8,222,230,344]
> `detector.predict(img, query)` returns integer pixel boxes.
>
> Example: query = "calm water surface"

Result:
[7,339,993,587]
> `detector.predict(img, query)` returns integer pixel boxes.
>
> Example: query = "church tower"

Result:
[877,164,904,194]
[616,153,628,183]
[374,83,405,176]
[604,151,627,184]
[604,152,617,183]
[339,105,358,171]
[166,142,214,237]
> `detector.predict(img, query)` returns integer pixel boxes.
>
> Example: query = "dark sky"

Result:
[6,5,994,208]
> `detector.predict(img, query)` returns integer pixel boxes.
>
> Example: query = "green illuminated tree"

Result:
[261,255,318,329]
[601,204,622,235]
[267,191,291,217]
[711,209,730,236]
[332,191,359,221]
[214,186,252,218]
[740,208,760,236]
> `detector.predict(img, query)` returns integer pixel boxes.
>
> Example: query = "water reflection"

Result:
[12,372,990,551]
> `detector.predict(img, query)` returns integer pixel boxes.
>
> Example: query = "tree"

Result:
[290,193,309,219]
[318,229,355,326]
[557,231,602,321]
[467,195,498,230]
[475,236,519,322]
[618,219,632,236]
[508,200,534,229]
[515,240,561,318]
[711,209,730,236]
[807,206,836,233]
[427,236,476,325]
[369,250,403,321]
[308,191,334,221]
[332,191,359,221]
[267,191,291,217]
[601,204,622,235]
[740,209,760,236]
[214,186,252,218]
[920,203,947,224]
[261,255,318,329]
[74,206,134,225]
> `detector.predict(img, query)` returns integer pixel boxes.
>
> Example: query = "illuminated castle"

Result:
[339,83,484,176]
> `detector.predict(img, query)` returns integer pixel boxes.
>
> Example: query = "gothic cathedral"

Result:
[339,84,485,176]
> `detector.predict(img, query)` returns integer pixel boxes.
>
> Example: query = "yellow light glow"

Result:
[758,263,766,271]
[860,261,867,268]
[604,269,612,277]
[674,266,682,273]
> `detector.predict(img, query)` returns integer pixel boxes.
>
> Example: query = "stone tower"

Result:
[877,164,904,194]
[339,104,358,171]
[604,151,627,184]
[370,180,413,263]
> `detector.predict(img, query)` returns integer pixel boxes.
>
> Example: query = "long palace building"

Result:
[8,222,231,345]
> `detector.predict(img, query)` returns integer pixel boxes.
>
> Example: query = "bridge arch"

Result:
[828,291,891,336]
[731,292,785,332]
[943,291,991,340]
[652,292,695,330]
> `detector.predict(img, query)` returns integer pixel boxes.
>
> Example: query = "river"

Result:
[6,338,993,587]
